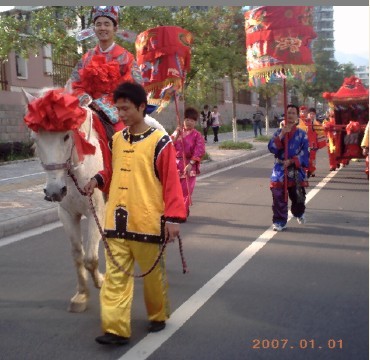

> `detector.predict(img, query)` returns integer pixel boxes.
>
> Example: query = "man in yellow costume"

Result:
[84,82,186,345]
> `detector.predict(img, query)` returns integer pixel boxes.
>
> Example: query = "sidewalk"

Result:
[0,130,271,238]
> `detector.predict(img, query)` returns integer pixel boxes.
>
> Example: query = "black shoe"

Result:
[95,332,129,345]
[148,321,166,333]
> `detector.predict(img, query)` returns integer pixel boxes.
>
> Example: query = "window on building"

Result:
[15,54,28,79]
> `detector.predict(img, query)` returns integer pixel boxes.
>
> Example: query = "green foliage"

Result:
[0,141,34,162]
[253,135,269,142]
[219,140,253,150]
[0,6,357,111]
[201,151,211,161]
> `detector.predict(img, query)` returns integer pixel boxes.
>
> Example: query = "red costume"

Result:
[322,116,340,171]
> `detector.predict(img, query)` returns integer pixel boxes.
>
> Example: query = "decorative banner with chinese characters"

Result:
[245,6,317,86]
[135,26,193,112]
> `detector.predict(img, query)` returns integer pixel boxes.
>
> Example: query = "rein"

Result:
[67,169,188,278]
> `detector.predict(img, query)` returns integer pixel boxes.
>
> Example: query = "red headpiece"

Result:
[24,89,87,132]
[24,89,96,161]
[299,105,307,111]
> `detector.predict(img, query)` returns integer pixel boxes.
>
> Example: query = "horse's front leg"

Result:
[58,206,89,313]
[84,194,105,289]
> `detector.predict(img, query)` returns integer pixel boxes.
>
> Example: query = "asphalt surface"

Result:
[0,143,368,360]
[0,130,268,238]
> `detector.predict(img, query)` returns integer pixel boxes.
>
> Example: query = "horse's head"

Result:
[23,88,89,202]
[31,129,73,202]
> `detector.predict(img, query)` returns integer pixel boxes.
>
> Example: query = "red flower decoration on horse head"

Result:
[78,55,121,99]
[24,89,87,132]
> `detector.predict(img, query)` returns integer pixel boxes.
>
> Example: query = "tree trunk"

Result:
[230,77,238,142]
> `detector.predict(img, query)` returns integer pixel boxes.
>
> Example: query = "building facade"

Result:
[355,65,369,88]
[312,6,335,61]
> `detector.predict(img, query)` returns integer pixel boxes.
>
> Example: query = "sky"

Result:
[333,6,369,58]
[0,5,369,60]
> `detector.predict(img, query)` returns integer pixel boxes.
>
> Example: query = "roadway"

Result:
[0,150,368,360]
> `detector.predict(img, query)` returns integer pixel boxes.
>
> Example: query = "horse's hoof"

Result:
[68,293,88,313]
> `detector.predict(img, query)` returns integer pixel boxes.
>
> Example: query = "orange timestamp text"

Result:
[251,338,343,350]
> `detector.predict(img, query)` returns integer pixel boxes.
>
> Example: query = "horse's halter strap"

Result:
[41,160,71,171]
[40,144,73,171]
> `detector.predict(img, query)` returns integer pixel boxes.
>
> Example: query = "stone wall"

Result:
[0,104,30,143]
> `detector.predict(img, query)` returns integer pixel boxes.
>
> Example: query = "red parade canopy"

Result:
[135,26,193,112]
[245,6,317,84]
[323,76,369,104]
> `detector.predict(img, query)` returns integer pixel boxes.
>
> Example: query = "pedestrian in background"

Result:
[172,107,205,217]
[252,107,264,137]
[268,104,309,232]
[211,105,222,143]
[200,105,212,143]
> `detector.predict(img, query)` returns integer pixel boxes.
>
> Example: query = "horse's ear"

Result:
[21,88,36,104]
[64,79,73,94]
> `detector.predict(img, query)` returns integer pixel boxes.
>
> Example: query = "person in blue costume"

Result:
[268,104,309,231]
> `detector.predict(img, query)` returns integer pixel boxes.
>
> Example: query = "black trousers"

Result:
[212,126,219,142]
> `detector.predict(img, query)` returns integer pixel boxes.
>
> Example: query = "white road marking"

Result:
[0,172,45,182]
[117,169,338,360]
[198,153,271,180]
[0,222,62,248]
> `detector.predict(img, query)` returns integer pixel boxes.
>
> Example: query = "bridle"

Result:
[40,145,73,172]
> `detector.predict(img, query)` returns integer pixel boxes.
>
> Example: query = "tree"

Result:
[193,6,246,141]
[0,6,252,129]
[252,82,282,134]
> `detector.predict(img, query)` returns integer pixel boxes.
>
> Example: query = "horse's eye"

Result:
[64,134,70,142]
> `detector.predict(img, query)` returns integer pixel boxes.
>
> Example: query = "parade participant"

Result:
[268,104,309,231]
[343,117,362,160]
[200,105,212,143]
[171,107,205,217]
[297,105,308,128]
[304,108,326,177]
[69,6,143,140]
[361,122,369,178]
[84,82,186,345]
[322,110,340,171]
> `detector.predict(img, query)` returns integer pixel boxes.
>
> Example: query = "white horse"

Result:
[23,88,165,312]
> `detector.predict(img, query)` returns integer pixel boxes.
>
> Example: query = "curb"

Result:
[0,206,59,239]
[201,147,269,175]
[1,147,269,239]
